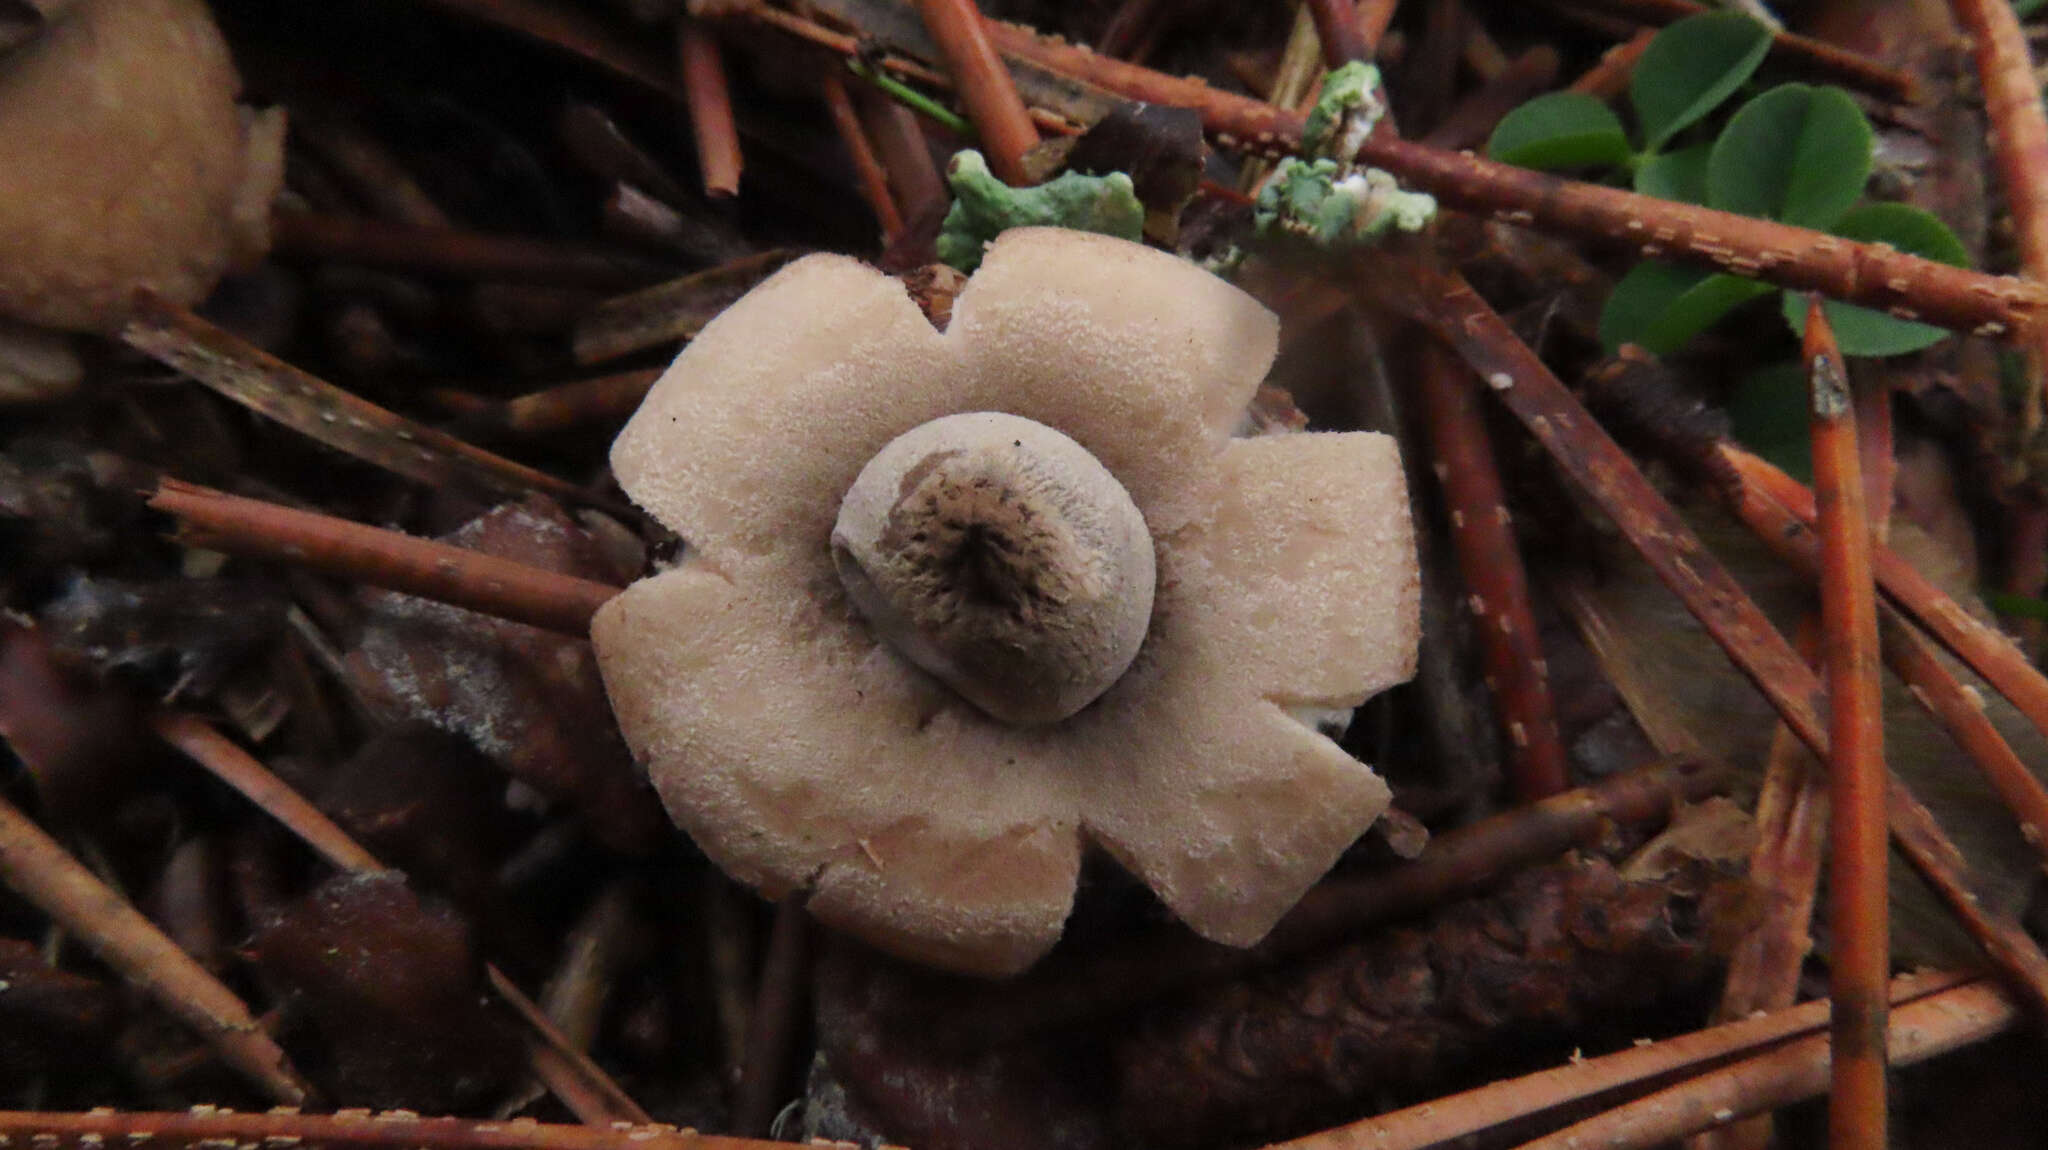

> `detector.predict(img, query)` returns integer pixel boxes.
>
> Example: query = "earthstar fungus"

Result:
[0,0,284,334]
[592,228,1420,976]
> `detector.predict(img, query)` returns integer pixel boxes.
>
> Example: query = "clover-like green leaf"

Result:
[1781,202,1970,356]
[1726,359,1813,483]
[1633,142,1712,203]
[1599,261,1776,355]
[1706,83,1871,228]
[1486,91,1633,171]
[1630,11,1773,150]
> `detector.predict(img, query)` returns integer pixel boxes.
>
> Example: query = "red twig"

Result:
[1714,658,1827,1017]
[737,3,1073,138]
[1725,449,2048,757]
[0,1113,851,1150]
[1711,467,2048,866]
[1880,612,2048,855]
[961,21,2046,343]
[149,480,620,637]
[1371,255,2048,1021]
[913,0,1039,183]
[1513,980,2017,1150]
[1414,338,1569,800]
[1357,0,1401,57]
[822,66,907,241]
[1952,0,2048,430]
[1264,970,1976,1150]
[1804,301,1888,1149]
[1306,0,1369,67]
[679,18,744,198]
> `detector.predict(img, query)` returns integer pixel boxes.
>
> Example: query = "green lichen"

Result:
[935,150,1144,273]
[1300,61,1384,161]
[1254,158,1436,248]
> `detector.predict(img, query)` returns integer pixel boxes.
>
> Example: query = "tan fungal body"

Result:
[0,0,284,333]
[594,228,1420,975]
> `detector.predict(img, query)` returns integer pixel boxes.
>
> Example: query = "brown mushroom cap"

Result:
[595,229,1419,975]
[0,0,281,332]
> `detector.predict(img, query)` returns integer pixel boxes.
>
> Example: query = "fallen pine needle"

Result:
[1803,299,1888,1148]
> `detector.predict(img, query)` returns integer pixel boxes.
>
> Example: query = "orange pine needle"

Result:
[1377,257,2048,1022]
[1415,339,1569,799]
[678,18,743,199]
[1952,0,2048,287]
[948,22,2048,342]
[1262,970,1978,1150]
[822,67,907,242]
[1725,448,2048,759]
[1803,298,1889,1148]
[1514,980,2016,1150]
[149,480,620,638]
[913,0,1039,183]
[0,1112,828,1150]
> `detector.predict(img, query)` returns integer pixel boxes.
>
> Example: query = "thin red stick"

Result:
[1263,970,1976,1150]
[822,67,907,241]
[913,0,1039,183]
[1356,0,1401,57]
[152,711,383,873]
[678,18,744,199]
[958,25,2048,342]
[149,480,619,637]
[1306,0,1369,66]
[1804,300,1888,1149]
[1952,0,2048,431]
[1881,611,2048,852]
[1725,449,2048,756]
[1415,339,1569,799]
[1712,467,2048,863]
[0,1112,816,1150]
[1376,256,2048,1021]
[1513,980,2017,1150]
